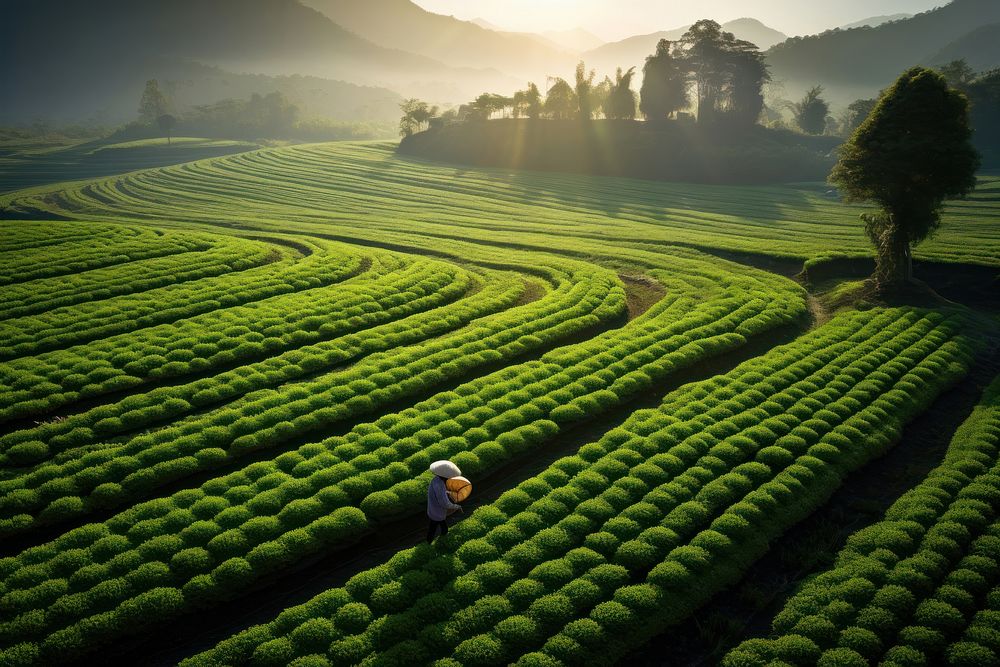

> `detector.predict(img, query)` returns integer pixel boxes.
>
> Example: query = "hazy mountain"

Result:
[583,18,787,76]
[468,20,602,56]
[302,0,575,80]
[471,17,504,31]
[1,0,516,124]
[766,0,1000,105]
[929,24,1000,72]
[541,28,606,53]
[724,19,790,50]
[839,13,913,30]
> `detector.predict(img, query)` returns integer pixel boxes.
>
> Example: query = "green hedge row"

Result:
[177,307,974,667]
[723,374,1000,667]
[0,252,464,425]
[0,269,520,467]
[0,221,136,254]
[0,235,362,360]
[0,251,806,662]
[0,234,276,322]
[0,257,624,532]
[0,228,207,286]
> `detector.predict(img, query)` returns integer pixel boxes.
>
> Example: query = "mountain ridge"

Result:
[301,0,576,80]
[1,0,518,123]
[765,0,1000,104]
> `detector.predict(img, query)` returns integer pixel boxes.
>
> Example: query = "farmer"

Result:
[427,460,463,543]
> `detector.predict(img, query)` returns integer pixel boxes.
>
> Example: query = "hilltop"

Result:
[838,13,913,30]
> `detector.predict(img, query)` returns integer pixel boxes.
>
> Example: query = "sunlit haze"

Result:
[413,0,946,40]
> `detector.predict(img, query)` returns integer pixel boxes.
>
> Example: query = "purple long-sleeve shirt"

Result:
[427,476,461,521]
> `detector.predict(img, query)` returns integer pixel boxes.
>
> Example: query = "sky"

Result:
[411,0,947,41]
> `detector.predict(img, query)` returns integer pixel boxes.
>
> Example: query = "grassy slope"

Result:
[5,141,999,269]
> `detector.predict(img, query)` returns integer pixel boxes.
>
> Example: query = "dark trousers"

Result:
[427,518,448,543]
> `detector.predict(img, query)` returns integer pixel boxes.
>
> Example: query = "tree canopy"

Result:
[790,86,830,135]
[638,21,769,125]
[138,79,169,124]
[399,99,438,136]
[639,39,689,122]
[513,83,542,120]
[678,20,769,124]
[544,79,577,120]
[830,66,980,290]
[575,63,597,120]
[605,68,638,120]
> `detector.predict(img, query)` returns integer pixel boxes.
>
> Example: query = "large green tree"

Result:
[830,66,980,290]
[524,83,543,119]
[575,62,597,120]
[544,79,577,120]
[513,84,543,119]
[605,67,638,120]
[639,39,688,121]
[644,22,768,125]
[138,79,169,124]
[791,86,830,135]
[724,40,769,125]
[399,98,437,136]
[680,20,729,122]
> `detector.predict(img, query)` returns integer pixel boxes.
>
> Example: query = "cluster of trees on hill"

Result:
[130,80,298,141]
[397,19,901,140]
[400,20,776,136]
[123,80,394,142]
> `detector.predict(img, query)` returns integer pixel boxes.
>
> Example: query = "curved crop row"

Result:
[0,256,624,532]
[724,374,1000,667]
[0,221,142,254]
[0,234,278,320]
[17,142,998,270]
[0,249,811,663]
[173,308,975,667]
[0,227,206,286]
[0,235,363,360]
[0,253,467,424]
[0,269,524,467]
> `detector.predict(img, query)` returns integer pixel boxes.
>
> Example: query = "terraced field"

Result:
[0,138,259,194]
[0,141,997,666]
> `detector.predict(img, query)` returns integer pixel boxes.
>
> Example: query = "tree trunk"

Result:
[875,228,912,292]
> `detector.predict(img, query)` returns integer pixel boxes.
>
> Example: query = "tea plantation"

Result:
[0,141,997,665]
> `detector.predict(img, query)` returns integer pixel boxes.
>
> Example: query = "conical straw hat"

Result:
[429,460,461,478]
